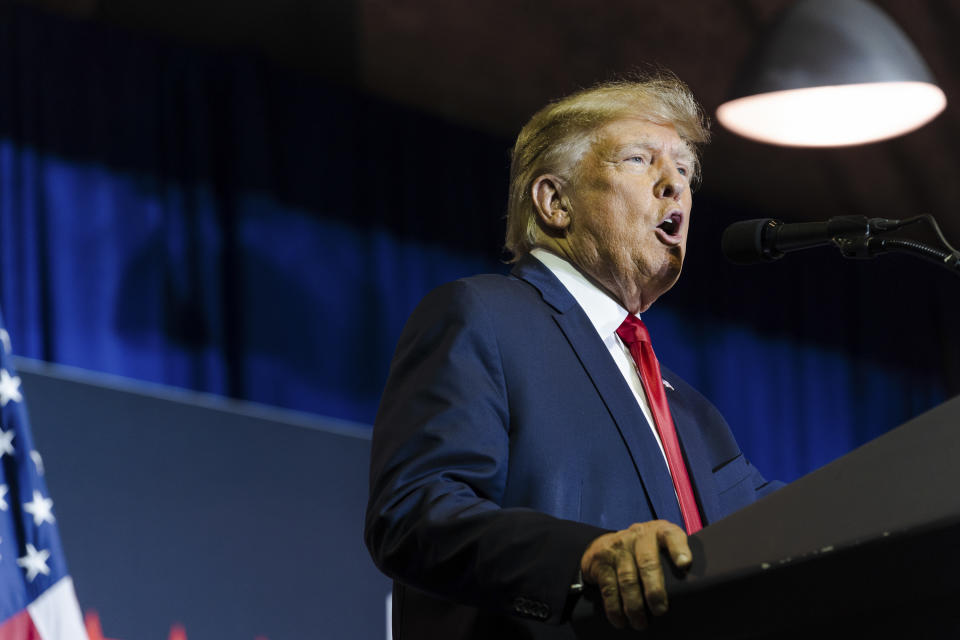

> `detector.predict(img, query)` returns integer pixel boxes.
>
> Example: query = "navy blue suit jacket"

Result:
[365,256,778,639]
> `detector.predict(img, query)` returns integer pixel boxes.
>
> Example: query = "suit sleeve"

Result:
[364,279,608,624]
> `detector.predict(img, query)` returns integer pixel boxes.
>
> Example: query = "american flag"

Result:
[0,310,86,639]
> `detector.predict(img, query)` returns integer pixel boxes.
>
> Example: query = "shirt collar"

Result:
[530,248,632,339]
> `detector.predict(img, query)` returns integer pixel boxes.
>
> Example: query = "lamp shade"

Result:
[717,0,947,147]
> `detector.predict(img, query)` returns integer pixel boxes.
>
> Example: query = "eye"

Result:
[676,166,689,177]
[627,155,648,165]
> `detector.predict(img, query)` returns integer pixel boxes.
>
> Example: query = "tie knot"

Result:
[615,315,650,345]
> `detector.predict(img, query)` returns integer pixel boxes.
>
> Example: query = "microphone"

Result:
[721,216,902,264]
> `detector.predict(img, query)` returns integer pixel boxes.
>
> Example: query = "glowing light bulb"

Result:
[717,81,946,147]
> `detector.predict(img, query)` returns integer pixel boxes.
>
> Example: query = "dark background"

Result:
[13,0,960,241]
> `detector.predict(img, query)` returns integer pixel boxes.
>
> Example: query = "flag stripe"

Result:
[0,307,87,640]
[28,577,86,640]
[0,609,42,640]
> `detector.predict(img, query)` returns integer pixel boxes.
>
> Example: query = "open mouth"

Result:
[656,212,684,241]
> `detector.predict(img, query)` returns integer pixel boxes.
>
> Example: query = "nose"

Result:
[655,165,686,200]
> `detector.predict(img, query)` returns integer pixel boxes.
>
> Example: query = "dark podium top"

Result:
[574,395,960,639]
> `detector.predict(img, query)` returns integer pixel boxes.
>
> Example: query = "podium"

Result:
[573,395,960,638]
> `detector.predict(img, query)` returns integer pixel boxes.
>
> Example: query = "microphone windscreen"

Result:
[721,219,775,265]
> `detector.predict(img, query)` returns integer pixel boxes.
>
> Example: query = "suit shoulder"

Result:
[416,272,542,314]
[660,365,710,405]
[660,365,733,428]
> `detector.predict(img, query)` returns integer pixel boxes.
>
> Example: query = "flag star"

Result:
[30,450,44,476]
[0,428,13,457]
[17,544,50,582]
[23,490,55,526]
[0,369,22,406]
[0,329,9,355]
[0,484,7,510]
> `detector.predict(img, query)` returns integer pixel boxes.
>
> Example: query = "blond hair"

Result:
[504,73,710,261]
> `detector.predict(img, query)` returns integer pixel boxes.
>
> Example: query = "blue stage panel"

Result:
[16,358,391,640]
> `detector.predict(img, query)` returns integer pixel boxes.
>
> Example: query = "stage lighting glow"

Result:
[717,81,947,147]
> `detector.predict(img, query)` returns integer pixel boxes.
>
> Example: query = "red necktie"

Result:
[616,316,703,534]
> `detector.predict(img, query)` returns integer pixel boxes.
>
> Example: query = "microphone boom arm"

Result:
[834,234,960,276]
[721,213,960,278]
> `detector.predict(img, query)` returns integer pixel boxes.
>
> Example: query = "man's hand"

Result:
[580,520,691,630]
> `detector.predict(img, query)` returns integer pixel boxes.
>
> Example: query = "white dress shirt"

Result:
[530,248,669,465]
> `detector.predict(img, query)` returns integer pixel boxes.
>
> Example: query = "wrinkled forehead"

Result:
[588,117,696,166]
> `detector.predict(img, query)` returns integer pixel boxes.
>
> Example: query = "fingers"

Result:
[614,549,647,630]
[580,520,691,630]
[633,532,668,617]
[581,534,635,629]
[595,562,630,629]
[659,525,693,569]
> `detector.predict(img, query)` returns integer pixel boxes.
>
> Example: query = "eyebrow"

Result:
[613,141,696,168]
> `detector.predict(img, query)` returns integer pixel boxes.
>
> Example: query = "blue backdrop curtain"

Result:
[0,4,957,483]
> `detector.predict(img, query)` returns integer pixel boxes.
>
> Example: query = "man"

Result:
[365,74,779,639]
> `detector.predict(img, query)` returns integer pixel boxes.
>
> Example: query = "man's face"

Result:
[564,117,694,313]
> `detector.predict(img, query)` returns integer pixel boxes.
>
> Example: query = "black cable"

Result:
[919,214,960,256]
[834,215,960,277]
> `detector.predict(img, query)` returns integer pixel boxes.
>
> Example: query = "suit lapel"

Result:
[662,373,723,525]
[512,256,683,526]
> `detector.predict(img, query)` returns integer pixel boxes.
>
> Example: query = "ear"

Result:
[531,174,571,232]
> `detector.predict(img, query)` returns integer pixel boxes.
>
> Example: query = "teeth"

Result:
[659,218,678,235]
